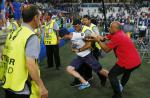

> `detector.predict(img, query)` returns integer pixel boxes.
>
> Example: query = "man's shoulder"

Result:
[27,35,38,43]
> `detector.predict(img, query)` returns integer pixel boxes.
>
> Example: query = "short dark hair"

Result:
[22,5,39,23]
[72,18,81,25]
[83,15,91,20]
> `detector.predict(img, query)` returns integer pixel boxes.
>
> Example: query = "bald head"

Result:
[109,21,121,34]
[111,21,121,30]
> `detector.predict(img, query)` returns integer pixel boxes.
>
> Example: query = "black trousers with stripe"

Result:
[46,45,61,68]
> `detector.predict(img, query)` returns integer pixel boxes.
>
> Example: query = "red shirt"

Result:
[106,30,141,69]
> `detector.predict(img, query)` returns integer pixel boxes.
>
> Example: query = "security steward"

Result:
[0,5,48,98]
[44,12,61,70]
[82,15,107,86]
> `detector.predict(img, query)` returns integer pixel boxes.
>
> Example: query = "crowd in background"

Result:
[0,1,150,98]
[0,0,150,40]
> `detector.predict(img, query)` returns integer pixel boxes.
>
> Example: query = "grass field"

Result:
[0,43,150,98]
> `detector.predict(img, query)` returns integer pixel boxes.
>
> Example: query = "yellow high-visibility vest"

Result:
[7,21,19,31]
[2,26,33,91]
[82,25,101,49]
[89,23,96,32]
[82,25,90,33]
[1,26,40,98]
[89,23,101,49]
[44,20,57,45]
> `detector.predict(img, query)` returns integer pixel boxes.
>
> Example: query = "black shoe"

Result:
[70,80,81,87]
[101,77,107,87]
[112,94,122,98]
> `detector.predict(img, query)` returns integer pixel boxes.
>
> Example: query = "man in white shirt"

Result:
[60,19,108,90]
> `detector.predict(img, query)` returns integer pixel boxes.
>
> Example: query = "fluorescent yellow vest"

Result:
[7,21,19,31]
[89,23,96,31]
[82,25,101,50]
[12,21,19,29]
[44,20,57,45]
[89,24,101,49]
[1,26,34,91]
[82,25,90,33]
[1,26,40,98]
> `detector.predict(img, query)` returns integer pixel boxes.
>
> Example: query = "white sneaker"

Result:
[78,82,90,90]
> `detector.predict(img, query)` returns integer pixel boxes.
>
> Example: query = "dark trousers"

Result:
[5,90,30,98]
[92,47,106,81]
[74,47,105,82]
[46,45,61,68]
[76,63,92,80]
[108,64,140,98]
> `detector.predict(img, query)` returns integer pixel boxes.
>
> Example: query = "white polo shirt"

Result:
[71,32,91,57]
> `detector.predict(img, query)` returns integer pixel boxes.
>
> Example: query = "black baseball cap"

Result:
[72,19,81,25]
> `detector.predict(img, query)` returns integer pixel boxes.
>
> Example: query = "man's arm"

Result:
[26,58,48,98]
[26,58,45,88]
[86,35,112,53]
[78,41,92,52]
[98,41,112,53]
[26,35,48,98]
[63,33,73,39]
[96,35,112,53]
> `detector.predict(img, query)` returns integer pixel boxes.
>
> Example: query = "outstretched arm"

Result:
[78,41,92,52]
[85,35,112,53]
